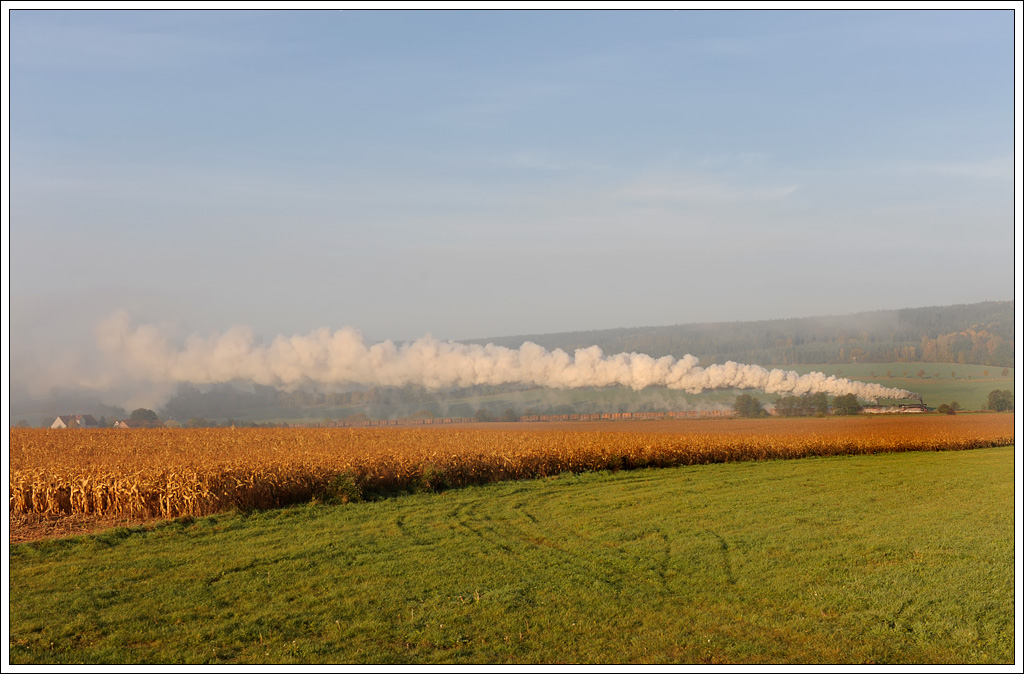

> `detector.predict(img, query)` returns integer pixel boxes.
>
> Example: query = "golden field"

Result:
[9,415,1014,533]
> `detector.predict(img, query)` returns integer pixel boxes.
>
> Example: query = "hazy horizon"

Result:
[9,298,1010,415]
[6,8,1019,408]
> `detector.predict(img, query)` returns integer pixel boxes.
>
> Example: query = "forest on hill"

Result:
[469,301,1014,369]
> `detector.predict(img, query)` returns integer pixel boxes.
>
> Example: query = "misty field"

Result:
[9,415,1013,538]
[8,445,1015,664]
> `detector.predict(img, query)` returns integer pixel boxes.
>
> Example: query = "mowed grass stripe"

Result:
[9,446,1015,665]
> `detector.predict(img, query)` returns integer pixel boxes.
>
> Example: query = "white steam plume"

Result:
[90,312,917,402]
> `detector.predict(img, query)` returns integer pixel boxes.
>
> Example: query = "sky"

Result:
[4,7,1020,404]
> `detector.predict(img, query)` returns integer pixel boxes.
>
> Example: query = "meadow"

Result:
[785,363,1013,411]
[8,444,1015,664]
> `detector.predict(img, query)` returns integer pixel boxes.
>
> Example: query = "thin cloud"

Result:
[698,152,770,169]
[901,156,1011,181]
[618,174,799,204]
[488,150,609,173]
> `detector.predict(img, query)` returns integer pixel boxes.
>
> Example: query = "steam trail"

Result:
[93,312,917,402]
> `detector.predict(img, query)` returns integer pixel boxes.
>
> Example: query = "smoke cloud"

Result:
[86,312,917,403]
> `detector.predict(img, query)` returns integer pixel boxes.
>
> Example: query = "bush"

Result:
[322,473,363,504]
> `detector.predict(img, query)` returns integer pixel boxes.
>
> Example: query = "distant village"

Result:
[40,400,936,431]
[49,413,166,429]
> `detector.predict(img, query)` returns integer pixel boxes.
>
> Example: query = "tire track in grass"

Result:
[440,476,680,600]
[705,531,737,586]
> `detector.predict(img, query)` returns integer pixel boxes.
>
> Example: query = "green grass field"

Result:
[784,363,1013,411]
[8,445,1015,665]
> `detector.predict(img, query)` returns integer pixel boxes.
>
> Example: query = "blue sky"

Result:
[6,8,1018,395]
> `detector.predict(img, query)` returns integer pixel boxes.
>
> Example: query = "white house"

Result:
[51,414,100,429]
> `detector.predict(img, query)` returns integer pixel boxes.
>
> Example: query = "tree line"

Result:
[734,388,1014,418]
[732,392,865,418]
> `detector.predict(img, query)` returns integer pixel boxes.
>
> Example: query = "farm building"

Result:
[113,419,164,429]
[50,414,100,429]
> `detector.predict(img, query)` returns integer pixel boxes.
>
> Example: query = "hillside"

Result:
[467,301,1014,368]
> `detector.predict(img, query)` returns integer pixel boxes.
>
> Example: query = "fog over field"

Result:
[6,10,1017,413]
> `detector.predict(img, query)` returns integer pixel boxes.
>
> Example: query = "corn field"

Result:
[9,415,1013,528]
